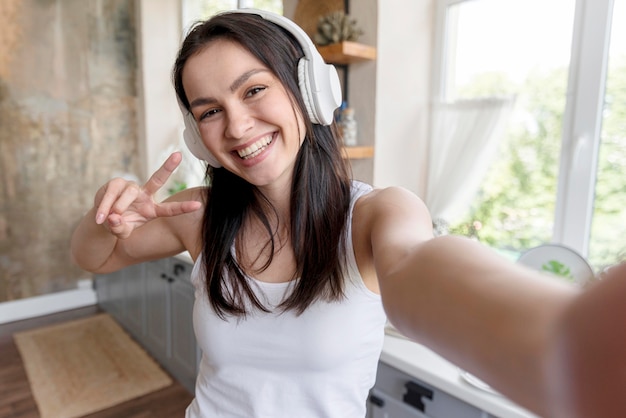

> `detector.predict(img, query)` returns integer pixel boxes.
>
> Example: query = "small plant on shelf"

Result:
[314,10,363,46]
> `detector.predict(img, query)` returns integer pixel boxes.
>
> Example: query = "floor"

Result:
[0,305,194,418]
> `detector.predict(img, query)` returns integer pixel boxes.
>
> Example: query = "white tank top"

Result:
[186,181,387,418]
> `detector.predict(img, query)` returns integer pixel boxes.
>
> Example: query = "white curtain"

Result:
[424,97,515,227]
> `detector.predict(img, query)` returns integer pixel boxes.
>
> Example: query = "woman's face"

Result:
[182,39,306,192]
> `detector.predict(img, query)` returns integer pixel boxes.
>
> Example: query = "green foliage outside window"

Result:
[448,59,626,271]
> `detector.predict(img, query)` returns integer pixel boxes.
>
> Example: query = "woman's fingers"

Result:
[95,178,137,224]
[110,183,141,216]
[154,200,202,218]
[105,213,133,239]
[93,152,197,231]
[143,152,183,197]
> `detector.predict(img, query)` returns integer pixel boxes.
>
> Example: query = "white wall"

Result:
[135,0,185,181]
[373,0,434,198]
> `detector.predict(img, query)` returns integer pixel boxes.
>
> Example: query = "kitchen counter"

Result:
[380,334,540,418]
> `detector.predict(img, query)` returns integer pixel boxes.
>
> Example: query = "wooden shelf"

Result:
[318,41,376,65]
[342,145,374,159]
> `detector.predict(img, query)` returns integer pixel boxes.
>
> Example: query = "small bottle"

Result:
[340,107,357,146]
[336,101,348,123]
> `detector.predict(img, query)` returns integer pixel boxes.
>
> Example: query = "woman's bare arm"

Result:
[70,152,202,273]
[362,186,610,417]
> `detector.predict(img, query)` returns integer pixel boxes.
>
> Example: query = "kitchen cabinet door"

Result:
[368,388,430,418]
[368,362,496,418]
[121,263,145,338]
[169,261,200,393]
[144,259,173,367]
[95,263,145,338]
[95,269,124,320]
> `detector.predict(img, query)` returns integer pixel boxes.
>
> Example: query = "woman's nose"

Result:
[224,107,253,139]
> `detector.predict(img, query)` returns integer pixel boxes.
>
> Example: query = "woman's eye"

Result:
[246,86,266,97]
[199,108,220,120]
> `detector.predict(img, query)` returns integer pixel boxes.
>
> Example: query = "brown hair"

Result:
[172,12,352,318]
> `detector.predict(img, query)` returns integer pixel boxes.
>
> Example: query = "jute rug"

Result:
[13,313,173,418]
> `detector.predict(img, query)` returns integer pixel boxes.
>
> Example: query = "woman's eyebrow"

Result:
[189,69,269,109]
[229,68,268,93]
[190,96,217,109]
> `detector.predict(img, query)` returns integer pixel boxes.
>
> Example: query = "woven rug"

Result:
[14,313,172,418]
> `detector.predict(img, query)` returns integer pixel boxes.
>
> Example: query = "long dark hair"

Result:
[172,12,352,318]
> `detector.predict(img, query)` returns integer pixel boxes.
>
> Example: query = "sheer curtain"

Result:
[424,97,514,231]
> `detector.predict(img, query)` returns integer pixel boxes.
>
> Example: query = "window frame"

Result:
[431,0,616,258]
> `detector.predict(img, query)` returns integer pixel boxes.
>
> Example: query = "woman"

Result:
[71,9,626,418]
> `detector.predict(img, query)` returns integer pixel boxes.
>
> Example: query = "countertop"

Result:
[380,333,540,418]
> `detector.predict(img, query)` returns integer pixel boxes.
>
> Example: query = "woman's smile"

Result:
[236,133,275,160]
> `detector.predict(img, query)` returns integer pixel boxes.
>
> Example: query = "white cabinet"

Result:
[95,257,200,393]
[367,362,497,418]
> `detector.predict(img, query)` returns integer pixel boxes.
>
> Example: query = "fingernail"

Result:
[96,213,105,224]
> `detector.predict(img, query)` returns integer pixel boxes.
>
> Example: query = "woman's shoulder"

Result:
[352,185,433,241]
[355,185,427,213]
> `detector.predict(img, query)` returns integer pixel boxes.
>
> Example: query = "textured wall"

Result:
[0,0,139,302]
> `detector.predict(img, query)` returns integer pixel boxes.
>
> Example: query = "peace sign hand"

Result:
[94,152,202,239]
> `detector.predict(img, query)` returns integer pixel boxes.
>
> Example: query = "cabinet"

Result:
[367,362,498,418]
[95,257,200,393]
[96,262,146,338]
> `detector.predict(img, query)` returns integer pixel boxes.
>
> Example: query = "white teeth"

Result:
[237,135,273,159]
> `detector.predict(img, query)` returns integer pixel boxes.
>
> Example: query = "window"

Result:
[589,0,626,269]
[182,0,283,33]
[432,0,625,271]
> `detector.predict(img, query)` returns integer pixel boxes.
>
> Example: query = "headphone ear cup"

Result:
[181,110,222,168]
[315,62,342,125]
[297,58,320,125]
[297,54,342,126]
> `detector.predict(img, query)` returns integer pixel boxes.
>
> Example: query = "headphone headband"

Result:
[235,9,317,61]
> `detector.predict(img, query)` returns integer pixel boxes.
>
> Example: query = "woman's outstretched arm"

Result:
[362,186,624,417]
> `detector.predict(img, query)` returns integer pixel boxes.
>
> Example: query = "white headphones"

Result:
[179,8,343,167]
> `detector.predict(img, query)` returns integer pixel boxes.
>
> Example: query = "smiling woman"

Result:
[71,8,626,418]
